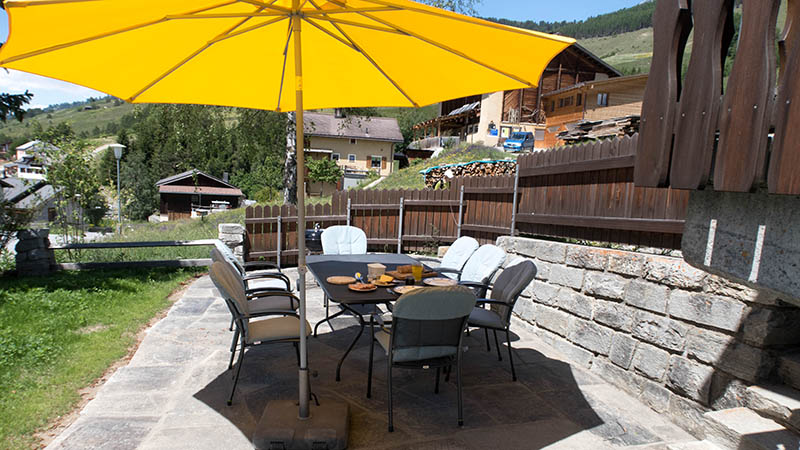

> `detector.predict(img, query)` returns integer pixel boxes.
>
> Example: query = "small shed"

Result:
[156,169,243,221]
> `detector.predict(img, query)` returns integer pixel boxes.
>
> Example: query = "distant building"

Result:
[156,169,243,221]
[2,140,56,180]
[1,177,81,224]
[410,44,622,151]
[541,74,648,147]
[304,110,403,191]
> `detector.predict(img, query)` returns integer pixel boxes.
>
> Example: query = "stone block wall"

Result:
[218,223,245,262]
[15,229,55,276]
[497,236,800,435]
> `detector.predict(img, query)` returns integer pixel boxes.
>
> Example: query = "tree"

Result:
[45,138,106,244]
[417,0,481,15]
[307,158,343,184]
[120,147,158,220]
[0,91,33,123]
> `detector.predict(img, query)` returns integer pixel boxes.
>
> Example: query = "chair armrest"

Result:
[459,280,490,290]
[244,260,280,271]
[243,272,291,290]
[436,267,461,275]
[247,309,300,319]
[476,299,507,306]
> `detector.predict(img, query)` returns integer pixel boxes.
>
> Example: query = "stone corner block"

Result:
[218,223,244,235]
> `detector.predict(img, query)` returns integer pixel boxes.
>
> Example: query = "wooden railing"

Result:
[49,239,217,270]
[636,0,800,195]
[245,134,689,266]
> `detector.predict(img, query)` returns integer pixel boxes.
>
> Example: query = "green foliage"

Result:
[0,200,34,252]
[45,139,107,241]
[417,0,481,15]
[487,1,656,39]
[0,91,33,123]
[0,268,197,448]
[394,105,438,150]
[306,158,343,184]
[120,146,158,220]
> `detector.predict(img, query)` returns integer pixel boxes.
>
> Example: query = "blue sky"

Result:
[0,1,643,109]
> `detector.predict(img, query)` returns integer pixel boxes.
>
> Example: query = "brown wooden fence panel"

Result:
[635,0,692,187]
[246,136,689,261]
[769,0,800,194]
[715,0,780,192]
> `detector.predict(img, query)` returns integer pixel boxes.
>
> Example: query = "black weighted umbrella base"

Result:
[253,400,349,450]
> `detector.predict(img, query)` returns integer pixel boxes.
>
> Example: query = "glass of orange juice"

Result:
[411,262,423,282]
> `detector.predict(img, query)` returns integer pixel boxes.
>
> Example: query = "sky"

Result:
[0,0,643,109]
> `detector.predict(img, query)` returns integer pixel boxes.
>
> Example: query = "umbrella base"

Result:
[253,399,349,450]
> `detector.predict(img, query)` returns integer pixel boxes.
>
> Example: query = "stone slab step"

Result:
[704,407,800,450]
[746,384,800,434]
[779,352,800,391]
[666,441,724,450]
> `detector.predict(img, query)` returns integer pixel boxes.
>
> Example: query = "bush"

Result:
[307,158,343,184]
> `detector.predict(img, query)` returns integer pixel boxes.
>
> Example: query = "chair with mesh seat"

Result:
[313,225,371,336]
[366,286,476,432]
[209,261,310,406]
[212,243,292,293]
[467,260,536,381]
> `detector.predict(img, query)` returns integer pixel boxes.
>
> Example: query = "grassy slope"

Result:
[0,268,200,449]
[580,3,786,76]
[0,97,135,143]
[373,144,515,191]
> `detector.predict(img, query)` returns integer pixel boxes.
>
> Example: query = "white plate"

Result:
[423,277,457,287]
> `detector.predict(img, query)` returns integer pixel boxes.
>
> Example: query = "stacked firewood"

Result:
[557,115,640,142]
[423,160,516,188]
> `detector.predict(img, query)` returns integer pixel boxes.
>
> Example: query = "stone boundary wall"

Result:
[218,223,244,262]
[15,229,54,276]
[497,236,800,437]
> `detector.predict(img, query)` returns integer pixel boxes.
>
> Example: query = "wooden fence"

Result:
[245,134,689,266]
[636,0,800,195]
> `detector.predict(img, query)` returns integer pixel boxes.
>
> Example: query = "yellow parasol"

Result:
[0,0,573,442]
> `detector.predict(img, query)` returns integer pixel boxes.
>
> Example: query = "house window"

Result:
[564,96,573,107]
[576,93,582,106]
[331,153,340,161]
[348,154,356,163]
[549,101,555,112]
[371,155,382,169]
[558,98,564,108]
[597,93,609,107]
[534,129,545,141]
[350,138,357,144]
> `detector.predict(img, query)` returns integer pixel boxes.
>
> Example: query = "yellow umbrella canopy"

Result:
[0,0,573,111]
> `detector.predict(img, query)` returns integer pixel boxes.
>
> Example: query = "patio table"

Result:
[306,253,433,381]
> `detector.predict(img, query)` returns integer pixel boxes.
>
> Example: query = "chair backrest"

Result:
[390,286,476,363]
[459,244,506,284]
[440,236,479,279]
[490,260,537,324]
[321,225,367,255]
[213,241,245,275]
[210,261,251,337]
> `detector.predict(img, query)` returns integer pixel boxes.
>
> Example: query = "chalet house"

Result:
[2,140,55,180]
[541,74,648,147]
[304,111,403,190]
[411,44,621,150]
[156,169,243,221]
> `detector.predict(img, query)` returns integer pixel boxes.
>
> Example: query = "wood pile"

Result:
[557,115,640,143]
[423,159,516,188]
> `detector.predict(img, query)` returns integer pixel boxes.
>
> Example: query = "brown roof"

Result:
[305,113,403,143]
[542,74,649,98]
[159,185,243,196]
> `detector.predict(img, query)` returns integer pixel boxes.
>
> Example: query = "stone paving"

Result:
[46,270,704,450]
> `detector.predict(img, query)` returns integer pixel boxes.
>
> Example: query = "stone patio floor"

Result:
[46,270,707,450]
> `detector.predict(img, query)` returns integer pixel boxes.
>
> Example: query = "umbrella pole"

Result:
[293,7,310,420]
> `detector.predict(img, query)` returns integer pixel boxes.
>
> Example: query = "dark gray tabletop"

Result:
[306,253,431,305]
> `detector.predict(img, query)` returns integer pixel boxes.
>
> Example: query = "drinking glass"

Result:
[411,262,423,282]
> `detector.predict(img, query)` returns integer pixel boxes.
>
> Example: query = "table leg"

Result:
[336,304,366,382]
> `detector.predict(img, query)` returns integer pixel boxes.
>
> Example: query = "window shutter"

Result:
[381,156,387,169]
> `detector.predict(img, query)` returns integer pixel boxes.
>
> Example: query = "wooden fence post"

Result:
[276,214,282,269]
[510,164,520,235]
[397,197,404,254]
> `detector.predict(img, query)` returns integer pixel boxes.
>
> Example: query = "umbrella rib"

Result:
[0,0,239,65]
[302,18,356,50]
[275,20,293,111]
[318,17,404,35]
[359,11,536,86]
[235,0,291,13]
[305,15,417,107]
[8,0,101,6]
[346,0,575,44]
[128,7,283,102]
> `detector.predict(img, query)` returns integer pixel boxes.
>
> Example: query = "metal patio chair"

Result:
[212,242,292,293]
[313,226,370,336]
[467,260,536,382]
[439,243,506,298]
[366,286,476,432]
[209,261,310,406]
